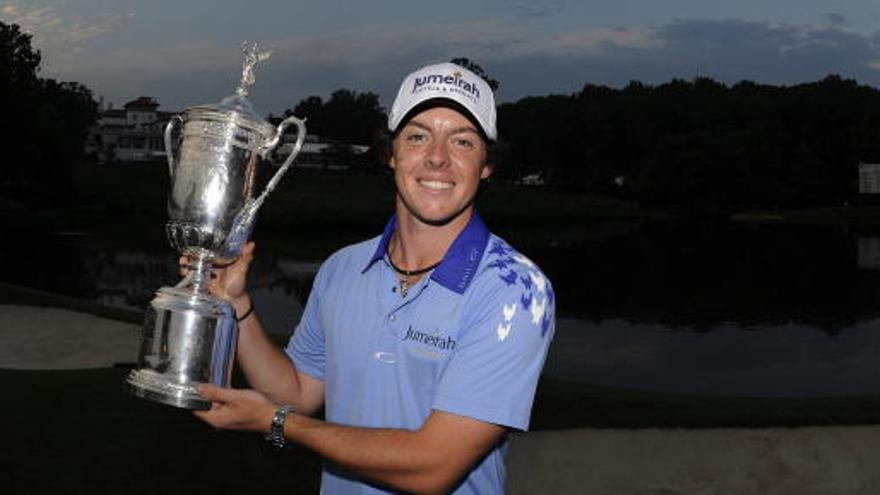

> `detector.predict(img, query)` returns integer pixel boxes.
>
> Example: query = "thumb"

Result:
[241,241,256,261]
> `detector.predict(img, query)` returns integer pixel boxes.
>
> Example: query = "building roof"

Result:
[124,96,159,111]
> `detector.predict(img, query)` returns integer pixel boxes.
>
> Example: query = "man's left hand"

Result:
[194,384,276,433]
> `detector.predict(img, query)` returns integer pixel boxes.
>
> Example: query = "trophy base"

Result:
[124,283,237,411]
[124,369,211,411]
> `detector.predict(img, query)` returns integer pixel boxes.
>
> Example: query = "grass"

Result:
[0,368,321,495]
[532,377,880,430]
[4,367,880,494]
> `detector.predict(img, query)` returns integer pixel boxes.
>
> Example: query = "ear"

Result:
[480,163,493,180]
[388,154,396,170]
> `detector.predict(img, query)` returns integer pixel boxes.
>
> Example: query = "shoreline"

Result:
[3,290,880,430]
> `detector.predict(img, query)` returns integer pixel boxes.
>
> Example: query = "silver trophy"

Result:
[125,43,306,410]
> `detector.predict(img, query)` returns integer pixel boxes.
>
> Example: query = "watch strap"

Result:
[266,404,295,449]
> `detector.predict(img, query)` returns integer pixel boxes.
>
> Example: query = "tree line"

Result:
[498,76,880,214]
[0,21,97,203]
[272,73,880,215]
[4,16,880,216]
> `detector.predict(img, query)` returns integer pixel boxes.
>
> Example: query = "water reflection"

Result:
[0,232,312,335]
[537,221,880,333]
[547,317,880,397]
[78,249,312,335]
[858,237,880,270]
[84,251,175,309]
[5,221,880,396]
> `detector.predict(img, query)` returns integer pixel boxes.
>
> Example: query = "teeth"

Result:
[419,180,452,190]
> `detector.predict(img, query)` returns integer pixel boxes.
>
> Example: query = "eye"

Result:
[453,137,475,150]
[405,132,427,144]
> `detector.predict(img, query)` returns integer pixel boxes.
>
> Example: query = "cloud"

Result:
[55,19,529,110]
[824,13,847,27]
[267,21,525,67]
[25,12,880,115]
[0,1,133,72]
[533,27,663,55]
[654,19,880,82]
[499,0,571,20]
[484,18,880,100]
[267,17,880,99]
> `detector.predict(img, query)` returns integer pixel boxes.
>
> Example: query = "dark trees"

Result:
[280,89,386,174]
[288,89,384,144]
[498,75,880,214]
[0,21,97,203]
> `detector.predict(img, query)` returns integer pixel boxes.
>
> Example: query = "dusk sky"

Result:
[3,0,880,115]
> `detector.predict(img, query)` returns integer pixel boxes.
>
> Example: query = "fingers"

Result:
[191,384,278,433]
[197,383,229,402]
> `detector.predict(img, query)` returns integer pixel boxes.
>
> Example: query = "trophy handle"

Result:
[164,115,184,177]
[255,115,307,206]
[220,116,307,258]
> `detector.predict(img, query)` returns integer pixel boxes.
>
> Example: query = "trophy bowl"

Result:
[125,44,306,410]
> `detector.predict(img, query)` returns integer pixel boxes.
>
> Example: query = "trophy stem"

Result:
[178,255,213,295]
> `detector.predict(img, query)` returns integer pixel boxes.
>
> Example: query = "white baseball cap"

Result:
[388,62,497,141]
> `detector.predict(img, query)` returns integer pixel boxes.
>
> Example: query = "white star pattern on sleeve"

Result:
[512,253,536,269]
[497,302,518,341]
[503,302,517,321]
[529,271,547,294]
[530,296,547,326]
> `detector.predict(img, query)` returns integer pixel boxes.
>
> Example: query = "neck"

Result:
[390,204,474,270]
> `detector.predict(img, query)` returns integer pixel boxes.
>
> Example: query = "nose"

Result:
[426,139,450,169]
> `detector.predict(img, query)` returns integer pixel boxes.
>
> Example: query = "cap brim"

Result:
[391,98,492,142]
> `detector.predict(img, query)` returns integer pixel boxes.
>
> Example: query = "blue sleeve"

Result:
[285,262,329,381]
[432,269,555,431]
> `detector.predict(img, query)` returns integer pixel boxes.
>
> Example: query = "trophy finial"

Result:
[236,41,273,97]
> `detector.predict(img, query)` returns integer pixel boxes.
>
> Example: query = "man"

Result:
[195,62,555,494]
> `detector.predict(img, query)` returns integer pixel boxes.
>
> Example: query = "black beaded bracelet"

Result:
[236,300,254,322]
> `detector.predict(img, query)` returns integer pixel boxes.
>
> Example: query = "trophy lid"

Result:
[180,42,276,138]
[185,94,274,137]
[208,93,263,120]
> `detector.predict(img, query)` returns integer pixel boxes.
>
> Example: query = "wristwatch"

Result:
[266,404,295,449]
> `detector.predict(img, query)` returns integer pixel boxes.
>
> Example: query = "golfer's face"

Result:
[390,106,490,226]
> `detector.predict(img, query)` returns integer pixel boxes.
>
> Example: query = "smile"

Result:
[418,179,453,190]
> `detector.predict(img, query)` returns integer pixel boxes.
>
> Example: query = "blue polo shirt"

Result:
[287,212,555,494]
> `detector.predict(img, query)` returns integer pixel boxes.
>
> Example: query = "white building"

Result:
[85,96,174,163]
[86,97,371,169]
[277,133,370,171]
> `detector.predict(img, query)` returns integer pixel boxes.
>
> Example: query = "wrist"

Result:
[231,295,252,322]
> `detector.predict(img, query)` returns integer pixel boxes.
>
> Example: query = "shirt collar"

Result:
[362,212,490,294]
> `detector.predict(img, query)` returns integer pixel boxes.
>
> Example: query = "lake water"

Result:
[4,219,880,397]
